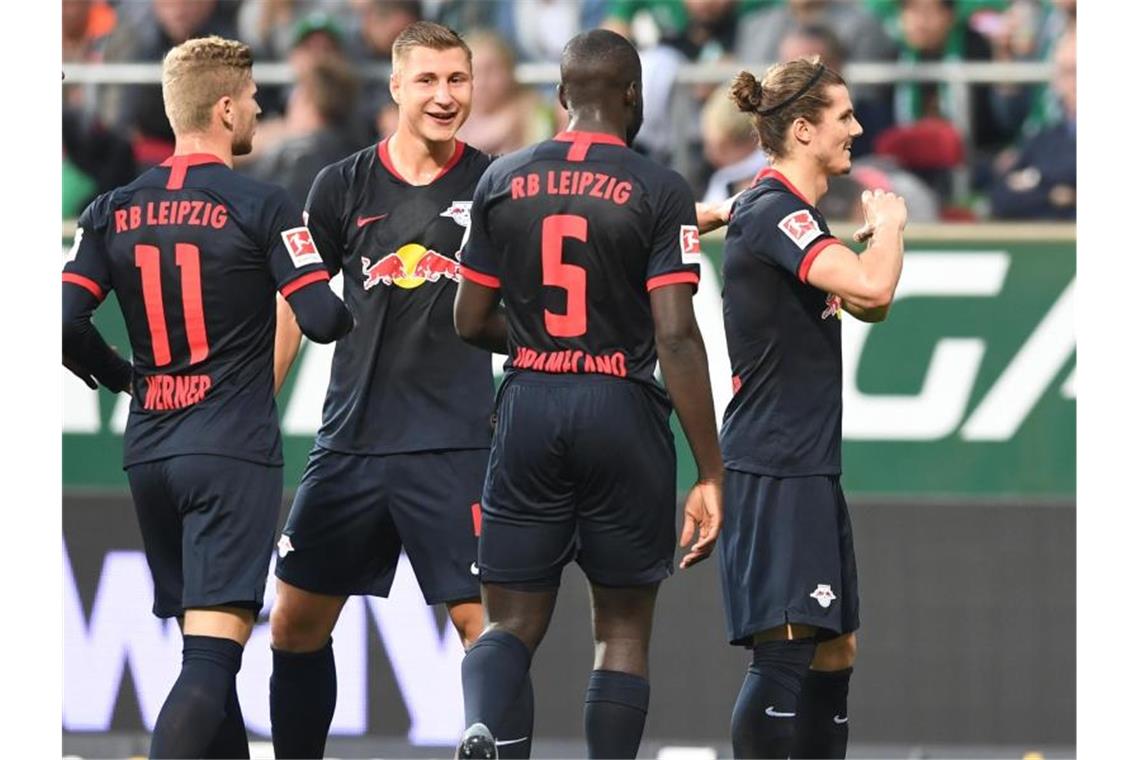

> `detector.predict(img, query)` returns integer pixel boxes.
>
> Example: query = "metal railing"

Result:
[63,59,1055,199]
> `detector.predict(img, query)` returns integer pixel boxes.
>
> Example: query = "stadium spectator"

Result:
[735,0,896,67]
[244,56,365,209]
[988,28,1075,220]
[603,0,766,49]
[236,0,356,62]
[698,83,766,204]
[888,0,1022,153]
[352,0,422,140]
[456,30,556,155]
[101,0,237,166]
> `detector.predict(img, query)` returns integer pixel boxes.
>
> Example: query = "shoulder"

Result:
[460,143,494,175]
[731,180,818,236]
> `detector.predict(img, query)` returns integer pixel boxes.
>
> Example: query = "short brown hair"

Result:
[391,21,471,72]
[298,56,359,126]
[162,36,253,134]
[730,55,845,159]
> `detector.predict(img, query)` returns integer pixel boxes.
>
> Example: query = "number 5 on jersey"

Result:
[542,214,588,338]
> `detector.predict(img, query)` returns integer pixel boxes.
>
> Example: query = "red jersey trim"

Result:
[459,264,501,289]
[63,272,106,301]
[798,236,839,283]
[279,270,331,298]
[754,168,814,208]
[646,271,700,292]
[161,153,226,190]
[554,130,627,162]
[377,138,467,185]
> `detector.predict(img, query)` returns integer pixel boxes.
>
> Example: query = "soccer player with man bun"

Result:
[717,56,908,758]
[62,36,353,758]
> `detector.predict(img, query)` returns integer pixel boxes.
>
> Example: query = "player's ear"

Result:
[556,83,568,111]
[218,95,235,132]
[791,115,814,147]
[389,69,400,105]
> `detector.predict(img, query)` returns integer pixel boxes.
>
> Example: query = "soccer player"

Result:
[452,29,724,760]
[268,21,534,759]
[717,57,908,758]
[61,36,354,759]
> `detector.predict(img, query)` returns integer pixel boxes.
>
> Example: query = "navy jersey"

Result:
[62,153,334,467]
[305,139,494,454]
[459,131,702,394]
[720,168,844,477]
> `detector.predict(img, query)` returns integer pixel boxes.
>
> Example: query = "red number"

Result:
[542,215,588,337]
[134,243,210,367]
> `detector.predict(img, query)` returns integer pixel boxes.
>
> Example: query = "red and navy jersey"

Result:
[720,168,844,477]
[305,139,494,454]
[459,131,702,394]
[62,154,334,467]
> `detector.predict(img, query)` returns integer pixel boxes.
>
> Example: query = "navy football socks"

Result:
[730,638,816,759]
[461,630,533,747]
[204,683,249,759]
[149,635,243,759]
[791,667,853,759]
[496,673,535,759]
[270,639,337,759]
[583,669,651,759]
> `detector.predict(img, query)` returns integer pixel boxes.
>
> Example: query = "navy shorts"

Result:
[274,447,485,604]
[126,455,283,619]
[479,374,677,590]
[718,470,860,645]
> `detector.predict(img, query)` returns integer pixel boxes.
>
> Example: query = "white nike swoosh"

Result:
[833,715,849,724]
[765,706,796,718]
[495,737,529,746]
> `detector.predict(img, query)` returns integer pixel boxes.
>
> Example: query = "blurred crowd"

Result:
[63,0,1077,223]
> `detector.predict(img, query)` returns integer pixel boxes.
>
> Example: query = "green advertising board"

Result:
[62,225,1074,499]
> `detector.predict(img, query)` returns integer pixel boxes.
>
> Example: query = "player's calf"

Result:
[730,635,817,760]
[791,633,857,759]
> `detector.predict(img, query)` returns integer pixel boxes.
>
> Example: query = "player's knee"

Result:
[593,636,650,677]
[812,632,857,670]
[269,595,336,653]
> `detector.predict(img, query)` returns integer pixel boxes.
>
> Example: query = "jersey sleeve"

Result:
[645,172,702,292]
[303,164,348,277]
[748,192,839,283]
[261,186,333,297]
[457,167,501,289]
[62,198,112,302]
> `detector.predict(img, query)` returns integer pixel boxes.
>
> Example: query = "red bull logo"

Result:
[822,293,842,320]
[362,243,459,290]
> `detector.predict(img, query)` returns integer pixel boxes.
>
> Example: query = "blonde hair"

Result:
[392,21,471,73]
[702,83,758,147]
[730,55,845,159]
[162,36,254,134]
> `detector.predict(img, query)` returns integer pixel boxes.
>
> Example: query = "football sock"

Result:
[204,683,249,759]
[496,673,535,759]
[730,638,816,759]
[791,667,853,759]
[583,669,651,759]
[270,639,337,759]
[149,635,243,759]
[461,630,533,742]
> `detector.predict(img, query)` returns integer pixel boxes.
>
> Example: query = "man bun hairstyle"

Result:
[730,55,845,159]
[162,36,254,134]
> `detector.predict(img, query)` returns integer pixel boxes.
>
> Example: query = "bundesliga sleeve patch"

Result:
[281,227,322,268]
[777,209,823,250]
[65,226,84,264]
[679,224,702,265]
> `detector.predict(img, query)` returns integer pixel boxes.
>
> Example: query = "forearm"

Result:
[856,221,905,307]
[62,317,132,392]
[460,307,509,355]
[274,295,303,395]
[656,330,724,482]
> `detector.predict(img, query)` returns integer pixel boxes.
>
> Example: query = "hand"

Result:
[679,477,724,569]
[695,193,739,234]
[63,356,97,390]
[860,188,908,236]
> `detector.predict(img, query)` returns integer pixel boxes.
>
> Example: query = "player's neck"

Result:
[768,160,828,207]
[564,117,624,144]
[388,129,456,185]
[172,135,233,167]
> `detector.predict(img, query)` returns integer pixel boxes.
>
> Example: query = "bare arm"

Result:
[274,294,303,395]
[806,190,908,322]
[453,278,508,355]
[650,283,724,569]
[694,192,740,234]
